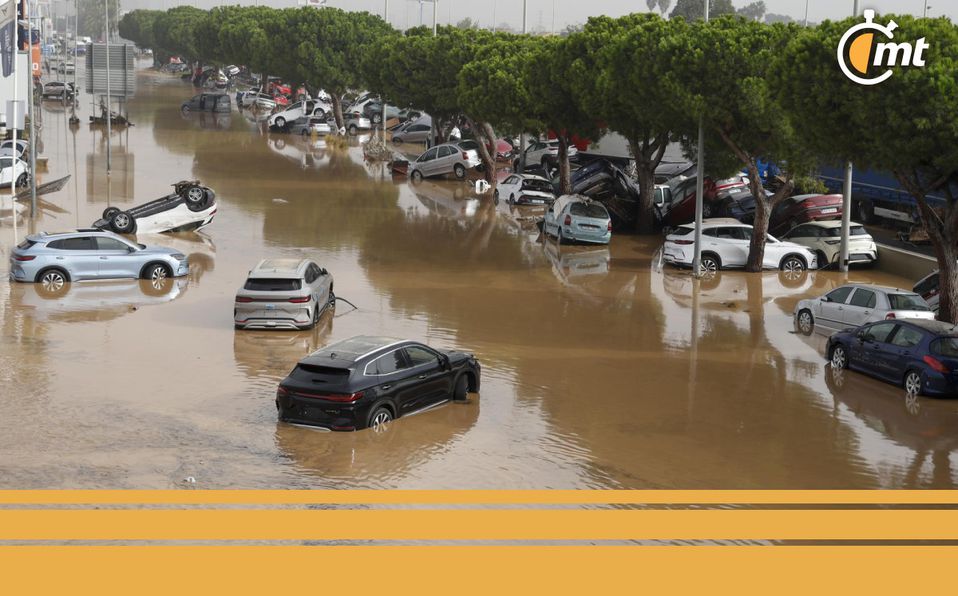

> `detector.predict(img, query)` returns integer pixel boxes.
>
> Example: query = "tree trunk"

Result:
[466,117,498,189]
[744,160,769,272]
[628,133,668,235]
[332,92,345,131]
[557,135,571,195]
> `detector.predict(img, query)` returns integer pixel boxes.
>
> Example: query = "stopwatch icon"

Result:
[837,9,897,86]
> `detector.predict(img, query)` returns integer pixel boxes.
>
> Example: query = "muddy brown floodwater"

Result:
[1,66,956,489]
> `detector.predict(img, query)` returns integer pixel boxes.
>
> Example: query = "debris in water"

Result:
[272,198,288,204]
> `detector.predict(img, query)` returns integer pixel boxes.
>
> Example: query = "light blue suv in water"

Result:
[9,229,189,293]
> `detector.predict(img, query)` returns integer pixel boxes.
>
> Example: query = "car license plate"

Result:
[532,199,543,204]
[265,304,275,310]
[820,208,838,214]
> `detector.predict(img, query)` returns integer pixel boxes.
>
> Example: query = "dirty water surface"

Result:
[1,67,956,489]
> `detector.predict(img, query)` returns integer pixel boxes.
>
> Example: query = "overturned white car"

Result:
[92,181,217,234]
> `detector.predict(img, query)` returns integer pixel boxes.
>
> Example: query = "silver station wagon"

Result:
[234,258,334,330]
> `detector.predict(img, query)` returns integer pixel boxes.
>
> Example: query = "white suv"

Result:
[663,218,817,274]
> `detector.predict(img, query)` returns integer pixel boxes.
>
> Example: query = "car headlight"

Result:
[170,253,187,261]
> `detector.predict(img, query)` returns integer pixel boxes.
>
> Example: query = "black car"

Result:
[276,336,481,431]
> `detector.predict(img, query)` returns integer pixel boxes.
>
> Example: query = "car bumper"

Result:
[662,246,691,267]
[277,395,371,431]
[562,226,611,245]
[919,371,958,397]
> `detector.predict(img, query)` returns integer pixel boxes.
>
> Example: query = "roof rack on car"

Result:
[75,228,101,232]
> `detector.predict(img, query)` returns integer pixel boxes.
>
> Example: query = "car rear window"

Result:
[823,225,869,237]
[914,272,939,296]
[16,239,35,249]
[888,294,931,311]
[522,179,552,192]
[932,338,958,357]
[244,278,302,291]
[458,140,479,151]
[672,226,694,236]
[288,364,350,384]
[569,203,609,219]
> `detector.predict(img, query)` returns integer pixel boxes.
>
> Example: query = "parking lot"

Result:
[1,71,956,490]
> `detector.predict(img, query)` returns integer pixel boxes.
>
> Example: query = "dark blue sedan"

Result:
[826,319,958,397]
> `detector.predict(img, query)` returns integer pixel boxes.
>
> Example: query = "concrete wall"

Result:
[875,244,938,281]
[0,52,30,126]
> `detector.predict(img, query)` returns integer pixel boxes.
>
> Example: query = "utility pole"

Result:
[28,0,37,216]
[803,0,809,26]
[104,0,111,175]
[382,0,388,140]
[432,0,437,36]
[840,0,860,273]
[518,0,527,172]
[10,0,19,243]
[692,0,709,278]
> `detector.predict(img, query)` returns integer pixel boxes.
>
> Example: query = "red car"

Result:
[660,175,749,227]
[769,193,843,236]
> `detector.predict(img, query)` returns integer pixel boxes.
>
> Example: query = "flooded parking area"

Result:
[1,68,957,489]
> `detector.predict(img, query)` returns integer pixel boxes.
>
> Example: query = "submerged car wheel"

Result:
[15,173,28,188]
[454,164,466,179]
[508,194,515,205]
[102,206,120,221]
[369,407,392,431]
[904,370,923,396]
[453,375,469,402]
[110,210,136,234]
[493,190,500,205]
[780,255,806,275]
[830,344,848,370]
[348,124,358,135]
[796,309,814,336]
[143,263,171,282]
[410,169,423,183]
[699,254,720,276]
[184,186,209,211]
[36,268,68,296]
[275,116,286,128]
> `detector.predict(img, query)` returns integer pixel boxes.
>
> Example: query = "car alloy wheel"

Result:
[112,213,131,231]
[904,371,922,396]
[797,310,813,335]
[493,190,499,205]
[454,164,466,179]
[699,256,719,276]
[370,408,392,432]
[831,345,847,370]
[149,265,168,282]
[40,270,66,291]
[781,256,805,274]
[185,186,205,204]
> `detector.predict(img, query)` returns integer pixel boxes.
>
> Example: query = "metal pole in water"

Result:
[518,0,527,173]
[28,0,36,216]
[841,0,860,273]
[104,0,111,175]
[692,0,709,278]
[10,3,19,244]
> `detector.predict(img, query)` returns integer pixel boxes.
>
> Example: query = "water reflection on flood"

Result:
[0,66,956,489]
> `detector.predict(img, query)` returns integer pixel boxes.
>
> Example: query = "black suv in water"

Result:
[276,336,481,431]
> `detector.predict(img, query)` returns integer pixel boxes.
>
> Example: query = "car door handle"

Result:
[99,256,108,260]
[380,385,391,391]
[864,311,870,315]
[417,374,427,380]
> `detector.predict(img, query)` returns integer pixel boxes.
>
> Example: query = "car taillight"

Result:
[673,239,694,245]
[236,296,253,303]
[288,296,310,303]
[462,151,469,159]
[297,390,364,403]
[276,386,288,398]
[607,220,612,232]
[13,255,35,261]
[885,313,896,320]
[924,355,949,374]
[564,214,572,226]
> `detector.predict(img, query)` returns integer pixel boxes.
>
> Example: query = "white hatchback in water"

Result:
[793,283,935,336]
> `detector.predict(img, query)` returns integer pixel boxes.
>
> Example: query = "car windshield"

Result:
[888,294,931,311]
[933,338,958,357]
[569,203,609,218]
[824,225,869,237]
[243,278,302,291]
[522,179,552,192]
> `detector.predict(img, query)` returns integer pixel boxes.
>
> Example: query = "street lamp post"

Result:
[692,0,709,278]
[10,5,19,243]
[104,0,112,175]
[518,0,527,172]
[28,0,37,216]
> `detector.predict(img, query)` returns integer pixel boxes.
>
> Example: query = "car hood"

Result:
[138,245,180,256]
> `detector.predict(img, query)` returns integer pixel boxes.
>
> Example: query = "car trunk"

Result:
[800,194,843,219]
[236,278,310,322]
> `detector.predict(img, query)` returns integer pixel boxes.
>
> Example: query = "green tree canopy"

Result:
[775,15,958,320]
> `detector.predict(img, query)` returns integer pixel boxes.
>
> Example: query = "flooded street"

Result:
[2,66,957,489]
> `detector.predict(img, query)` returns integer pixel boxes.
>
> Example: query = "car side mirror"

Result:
[440,355,450,370]
[821,296,829,302]
[127,246,137,253]
[320,268,328,275]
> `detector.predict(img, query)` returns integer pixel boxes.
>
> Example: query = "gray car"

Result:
[234,258,334,330]
[9,230,189,292]
[408,142,481,182]
[391,118,432,144]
